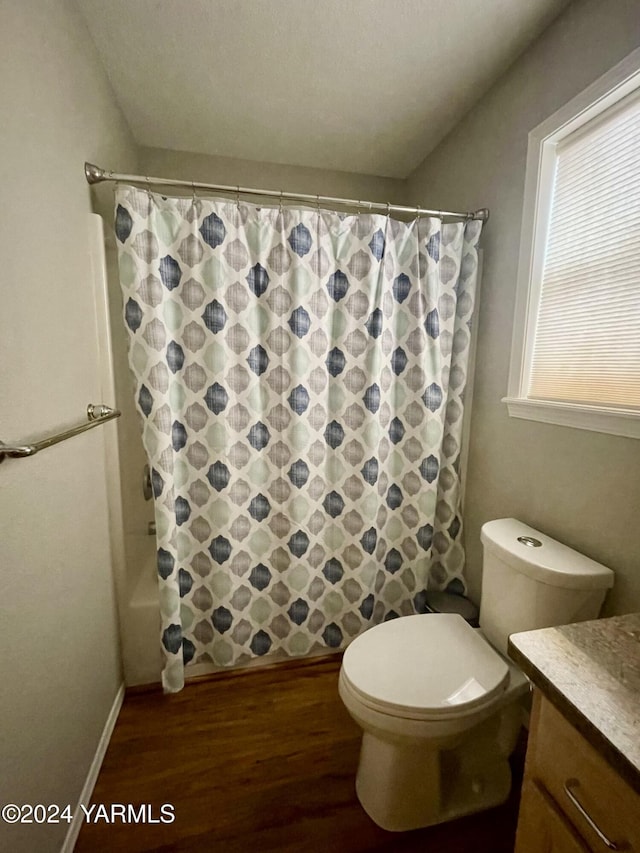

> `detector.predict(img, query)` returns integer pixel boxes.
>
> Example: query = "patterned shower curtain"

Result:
[114,186,482,691]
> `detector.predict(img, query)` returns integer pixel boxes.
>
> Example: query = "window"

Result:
[505,47,640,439]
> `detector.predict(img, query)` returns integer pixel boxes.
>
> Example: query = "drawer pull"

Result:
[564,778,626,850]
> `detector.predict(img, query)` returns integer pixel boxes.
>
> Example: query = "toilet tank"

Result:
[479,518,614,657]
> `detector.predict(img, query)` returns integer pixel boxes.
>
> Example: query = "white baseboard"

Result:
[61,683,125,853]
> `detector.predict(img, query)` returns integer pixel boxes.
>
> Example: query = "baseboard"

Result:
[125,649,344,696]
[61,682,125,853]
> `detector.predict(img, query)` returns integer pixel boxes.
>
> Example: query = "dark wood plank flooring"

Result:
[76,657,524,852]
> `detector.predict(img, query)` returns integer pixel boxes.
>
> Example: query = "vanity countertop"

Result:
[508,612,640,793]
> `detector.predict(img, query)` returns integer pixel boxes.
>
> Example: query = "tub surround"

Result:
[509,612,640,793]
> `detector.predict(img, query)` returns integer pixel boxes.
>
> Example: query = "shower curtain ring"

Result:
[316,194,321,213]
[279,190,284,214]
[236,186,240,208]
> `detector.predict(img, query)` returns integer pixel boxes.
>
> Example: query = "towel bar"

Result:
[0,404,121,464]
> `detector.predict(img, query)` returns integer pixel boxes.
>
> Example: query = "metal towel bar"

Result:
[0,404,121,464]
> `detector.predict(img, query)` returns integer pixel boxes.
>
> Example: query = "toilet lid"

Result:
[341,613,509,719]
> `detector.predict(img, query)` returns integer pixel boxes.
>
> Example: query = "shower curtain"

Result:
[114,186,482,691]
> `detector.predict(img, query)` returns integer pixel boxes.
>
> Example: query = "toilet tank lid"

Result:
[480,518,614,590]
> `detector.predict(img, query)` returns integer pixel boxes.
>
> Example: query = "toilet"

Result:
[338,518,614,831]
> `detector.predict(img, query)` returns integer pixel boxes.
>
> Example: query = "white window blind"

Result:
[528,92,640,410]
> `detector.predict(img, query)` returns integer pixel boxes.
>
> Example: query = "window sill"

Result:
[502,397,640,440]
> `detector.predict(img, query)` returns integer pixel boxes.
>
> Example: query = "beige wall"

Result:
[0,1,137,850]
[139,146,406,204]
[407,0,640,614]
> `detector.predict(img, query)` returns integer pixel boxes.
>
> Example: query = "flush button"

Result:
[518,536,542,548]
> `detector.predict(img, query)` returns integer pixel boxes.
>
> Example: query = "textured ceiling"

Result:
[76,0,571,178]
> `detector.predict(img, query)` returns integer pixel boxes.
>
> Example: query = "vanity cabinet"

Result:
[515,690,640,853]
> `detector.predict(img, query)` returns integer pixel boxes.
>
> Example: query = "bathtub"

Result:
[119,533,162,686]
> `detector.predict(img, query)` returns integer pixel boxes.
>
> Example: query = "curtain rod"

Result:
[84,162,489,223]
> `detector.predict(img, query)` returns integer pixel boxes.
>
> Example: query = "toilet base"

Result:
[354,714,515,832]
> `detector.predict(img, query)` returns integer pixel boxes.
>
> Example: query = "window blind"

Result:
[528,93,640,409]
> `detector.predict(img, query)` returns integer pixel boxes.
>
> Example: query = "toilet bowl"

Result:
[339,518,615,832]
[339,613,529,830]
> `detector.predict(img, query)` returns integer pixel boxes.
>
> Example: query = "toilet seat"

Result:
[341,613,510,721]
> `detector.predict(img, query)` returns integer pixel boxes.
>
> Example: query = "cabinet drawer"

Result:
[530,695,640,852]
[516,779,590,853]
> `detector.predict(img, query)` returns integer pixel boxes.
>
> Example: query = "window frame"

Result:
[504,46,640,440]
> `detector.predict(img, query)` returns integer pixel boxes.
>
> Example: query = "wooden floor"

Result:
[76,657,524,852]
